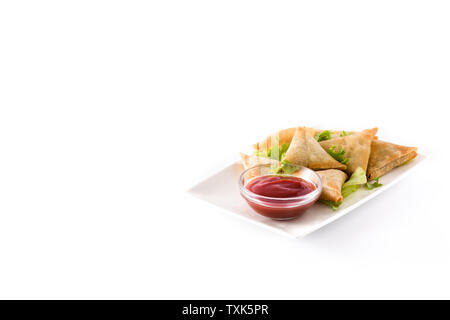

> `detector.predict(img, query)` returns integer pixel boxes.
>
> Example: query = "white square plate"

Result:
[189,154,425,238]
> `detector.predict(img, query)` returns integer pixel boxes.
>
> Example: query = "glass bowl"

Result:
[239,164,322,220]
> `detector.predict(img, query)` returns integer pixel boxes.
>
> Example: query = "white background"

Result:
[0,1,449,299]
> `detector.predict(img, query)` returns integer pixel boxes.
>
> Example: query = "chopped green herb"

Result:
[314,130,333,142]
[327,146,349,165]
[366,177,383,190]
[340,131,350,137]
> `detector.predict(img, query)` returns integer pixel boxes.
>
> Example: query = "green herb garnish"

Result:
[327,146,349,165]
[314,130,333,142]
[340,131,350,137]
[366,177,383,190]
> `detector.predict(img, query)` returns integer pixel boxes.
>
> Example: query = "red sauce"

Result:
[246,175,316,198]
[242,175,319,220]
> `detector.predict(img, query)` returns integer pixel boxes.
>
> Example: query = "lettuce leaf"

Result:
[343,167,367,187]
[272,160,299,175]
[366,177,382,190]
[255,149,269,158]
[319,199,342,211]
[255,136,290,162]
[270,137,280,160]
[341,167,367,198]
[327,146,349,165]
[341,184,359,198]
[314,130,333,142]
[279,143,290,160]
[323,167,367,210]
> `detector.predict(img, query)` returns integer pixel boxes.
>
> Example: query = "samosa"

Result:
[319,131,373,175]
[284,127,347,170]
[367,140,418,180]
[316,169,348,203]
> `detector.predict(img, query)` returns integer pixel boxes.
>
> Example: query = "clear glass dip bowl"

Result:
[239,164,322,220]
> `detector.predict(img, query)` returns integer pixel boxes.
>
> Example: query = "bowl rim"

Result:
[238,164,323,204]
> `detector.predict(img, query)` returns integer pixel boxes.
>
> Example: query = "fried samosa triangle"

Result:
[284,127,347,170]
[367,140,418,180]
[316,169,348,203]
[319,131,373,175]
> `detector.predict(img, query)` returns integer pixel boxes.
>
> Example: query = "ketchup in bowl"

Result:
[246,175,316,198]
[239,166,322,220]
